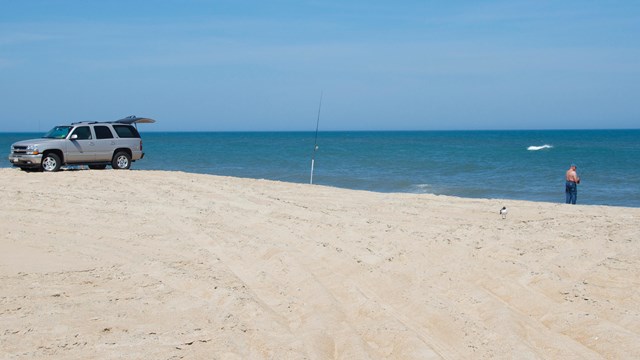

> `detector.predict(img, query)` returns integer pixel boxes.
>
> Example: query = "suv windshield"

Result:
[43,126,73,139]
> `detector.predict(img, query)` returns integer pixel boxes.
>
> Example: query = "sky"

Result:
[1,0,639,132]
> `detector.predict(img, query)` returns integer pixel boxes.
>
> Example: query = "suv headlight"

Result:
[26,145,40,155]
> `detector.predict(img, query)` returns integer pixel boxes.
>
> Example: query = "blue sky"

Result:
[1,0,639,131]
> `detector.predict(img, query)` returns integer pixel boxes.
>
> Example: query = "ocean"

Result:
[2,130,639,207]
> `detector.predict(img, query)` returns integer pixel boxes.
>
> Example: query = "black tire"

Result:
[89,165,107,170]
[41,153,62,172]
[112,151,132,170]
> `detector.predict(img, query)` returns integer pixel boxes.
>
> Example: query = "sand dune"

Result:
[1,168,639,359]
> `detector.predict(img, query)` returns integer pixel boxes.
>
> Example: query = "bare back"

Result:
[566,168,579,183]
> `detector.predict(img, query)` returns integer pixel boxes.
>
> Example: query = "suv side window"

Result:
[113,125,140,138]
[71,126,92,140]
[95,125,114,139]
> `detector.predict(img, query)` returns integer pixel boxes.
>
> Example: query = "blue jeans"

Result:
[565,181,577,204]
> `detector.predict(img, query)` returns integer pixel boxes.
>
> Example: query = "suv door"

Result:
[66,126,95,163]
[93,125,117,162]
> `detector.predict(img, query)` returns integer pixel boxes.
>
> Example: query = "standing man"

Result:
[565,164,580,204]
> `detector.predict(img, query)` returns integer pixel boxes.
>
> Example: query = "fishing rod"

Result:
[310,91,323,184]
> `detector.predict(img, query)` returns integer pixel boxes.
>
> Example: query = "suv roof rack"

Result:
[70,115,156,126]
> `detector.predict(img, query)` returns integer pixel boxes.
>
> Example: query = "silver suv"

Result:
[8,116,155,172]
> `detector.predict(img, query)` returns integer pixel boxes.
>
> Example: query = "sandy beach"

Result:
[1,168,639,359]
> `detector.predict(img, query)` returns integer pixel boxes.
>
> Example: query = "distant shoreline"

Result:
[1,167,637,209]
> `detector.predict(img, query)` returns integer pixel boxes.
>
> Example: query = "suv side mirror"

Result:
[71,134,78,140]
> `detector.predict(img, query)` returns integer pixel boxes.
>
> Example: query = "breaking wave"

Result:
[411,183,433,193]
[527,144,553,151]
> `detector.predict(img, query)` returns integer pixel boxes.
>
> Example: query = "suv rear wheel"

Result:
[112,151,131,170]
[42,153,62,172]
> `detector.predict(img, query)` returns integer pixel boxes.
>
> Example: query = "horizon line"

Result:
[2,127,640,134]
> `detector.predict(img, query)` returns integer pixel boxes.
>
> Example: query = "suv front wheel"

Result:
[112,151,132,170]
[42,153,62,172]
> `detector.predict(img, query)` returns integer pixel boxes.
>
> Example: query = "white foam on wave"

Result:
[527,144,553,151]
[411,184,433,194]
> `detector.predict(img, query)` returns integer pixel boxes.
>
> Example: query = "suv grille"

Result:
[11,146,27,155]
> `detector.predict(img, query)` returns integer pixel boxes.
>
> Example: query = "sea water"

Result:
[2,130,639,207]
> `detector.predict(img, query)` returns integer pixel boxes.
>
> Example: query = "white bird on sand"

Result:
[500,206,508,219]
